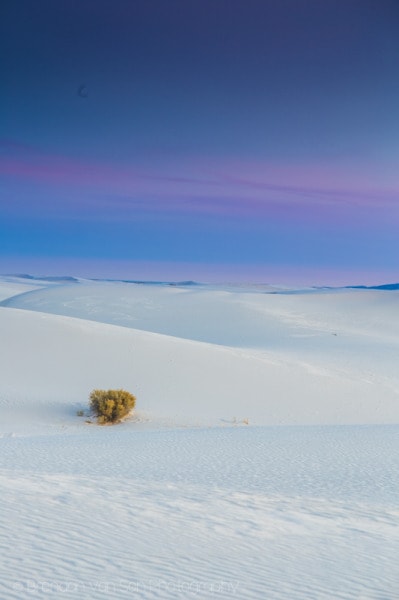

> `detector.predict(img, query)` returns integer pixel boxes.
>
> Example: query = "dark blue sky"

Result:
[1,0,399,282]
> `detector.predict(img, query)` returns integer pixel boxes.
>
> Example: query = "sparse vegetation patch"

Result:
[89,389,136,424]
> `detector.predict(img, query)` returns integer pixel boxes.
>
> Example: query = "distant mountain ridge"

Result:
[346,283,399,291]
[3,274,399,291]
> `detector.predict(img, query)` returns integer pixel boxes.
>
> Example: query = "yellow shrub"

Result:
[89,389,136,424]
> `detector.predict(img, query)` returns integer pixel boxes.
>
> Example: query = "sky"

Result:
[1,0,399,284]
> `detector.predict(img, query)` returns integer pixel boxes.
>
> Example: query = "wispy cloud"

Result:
[1,143,398,225]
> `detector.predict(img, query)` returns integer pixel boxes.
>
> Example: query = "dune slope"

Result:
[0,277,398,599]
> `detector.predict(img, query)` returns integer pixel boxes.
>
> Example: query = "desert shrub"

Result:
[89,389,136,424]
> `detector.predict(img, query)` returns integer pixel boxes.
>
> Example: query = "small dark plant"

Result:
[89,389,136,424]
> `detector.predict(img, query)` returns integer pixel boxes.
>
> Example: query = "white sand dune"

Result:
[0,277,398,599]
[2,279,398,428]
[0,275,47,301]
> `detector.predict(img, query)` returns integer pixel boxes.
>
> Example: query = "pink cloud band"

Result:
[1,143,398,224]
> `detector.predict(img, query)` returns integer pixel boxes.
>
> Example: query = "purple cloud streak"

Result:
[1,144,398,226]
